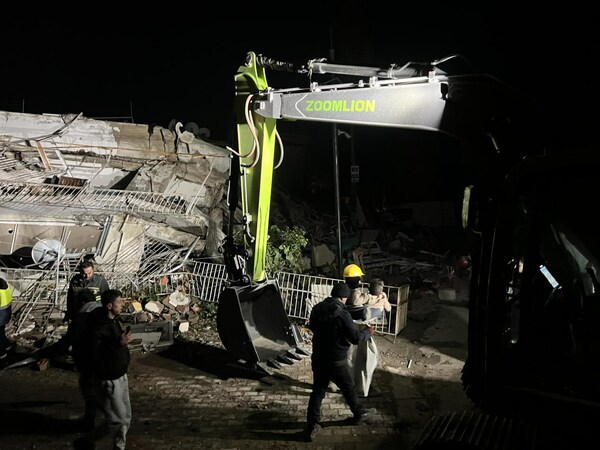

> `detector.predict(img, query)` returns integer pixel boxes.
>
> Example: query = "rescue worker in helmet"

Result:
[343,264,367,320]
[304,281,374,441]
[343,263,364,304]
[342,263,381,397]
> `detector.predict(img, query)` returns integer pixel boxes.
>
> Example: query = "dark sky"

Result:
[2,13,334,140]
[2,7,598,215]
[3,8,597,147]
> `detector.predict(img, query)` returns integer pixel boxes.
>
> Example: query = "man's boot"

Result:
[352,407,377,425]
[304,423,321,442]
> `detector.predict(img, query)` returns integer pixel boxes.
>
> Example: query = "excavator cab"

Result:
[460,149,600,433]
[216,53,306,372]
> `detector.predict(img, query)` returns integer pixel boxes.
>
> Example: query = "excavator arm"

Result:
[228,55,278,283]
[216,53,303,372]
[254,71,448,131]
[225,52,543,283]
[217,51,545,376]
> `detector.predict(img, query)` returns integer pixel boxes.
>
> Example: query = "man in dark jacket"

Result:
[65,261,109,322]
[304,281,375,442]
[37,288,101,430]
[74,289,132,450]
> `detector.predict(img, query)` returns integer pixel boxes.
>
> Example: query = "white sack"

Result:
[348,336,378,397]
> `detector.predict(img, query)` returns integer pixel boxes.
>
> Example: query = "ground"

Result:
[0,280,476,449]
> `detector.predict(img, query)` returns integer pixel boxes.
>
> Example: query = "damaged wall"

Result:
[95,214,146,273]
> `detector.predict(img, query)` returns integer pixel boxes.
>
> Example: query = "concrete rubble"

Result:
[0,110,232,341]
[0,110,231,265]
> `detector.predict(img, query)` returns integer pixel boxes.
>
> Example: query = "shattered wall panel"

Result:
[96,214,146,273]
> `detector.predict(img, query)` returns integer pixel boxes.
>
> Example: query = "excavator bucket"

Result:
[215,54,307,371]
[216,279,302,365]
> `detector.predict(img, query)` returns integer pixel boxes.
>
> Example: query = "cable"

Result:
[274,130,284,170]
[225,94,259,167]
[226,92,285,170]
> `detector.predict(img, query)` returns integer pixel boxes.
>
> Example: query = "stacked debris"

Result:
[269,188,472,303]
[127,289,201,333]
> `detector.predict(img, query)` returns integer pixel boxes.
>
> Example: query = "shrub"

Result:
[265,224,311,275]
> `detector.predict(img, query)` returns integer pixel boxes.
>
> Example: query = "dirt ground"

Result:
[377,282,476,443]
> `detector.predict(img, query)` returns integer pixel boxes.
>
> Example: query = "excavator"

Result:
[216,51,600,447]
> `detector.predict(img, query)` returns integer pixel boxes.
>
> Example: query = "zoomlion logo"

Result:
[305,99,375,112]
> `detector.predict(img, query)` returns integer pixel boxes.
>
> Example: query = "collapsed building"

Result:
[0,110,232,342]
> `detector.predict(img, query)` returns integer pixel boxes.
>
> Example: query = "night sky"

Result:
[2,7,598,209]
[3,8,596,141]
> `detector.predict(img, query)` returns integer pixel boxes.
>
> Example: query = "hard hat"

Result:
[343,264,364,278]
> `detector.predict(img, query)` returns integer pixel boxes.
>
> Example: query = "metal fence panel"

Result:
[3,262,409,336]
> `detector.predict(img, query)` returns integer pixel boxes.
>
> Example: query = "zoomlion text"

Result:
[305,99,376,112]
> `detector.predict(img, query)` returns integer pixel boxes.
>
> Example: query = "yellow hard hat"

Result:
[343,264,364,278]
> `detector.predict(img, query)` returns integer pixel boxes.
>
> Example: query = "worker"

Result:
[343,263,364,303]
[73,289,133,450]
[304,282,374,442]
[0,277,13,369]
[343,263,381,398]
[65,260,109,322]
[37,288,102,431]
[343,263,368,320]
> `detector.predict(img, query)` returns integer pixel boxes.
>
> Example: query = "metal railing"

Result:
[4,261,409,336]
[0,156,65,183]
[274,271,409,335]
[0,181,202,218]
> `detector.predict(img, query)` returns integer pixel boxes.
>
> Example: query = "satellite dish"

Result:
[32,239,64,265]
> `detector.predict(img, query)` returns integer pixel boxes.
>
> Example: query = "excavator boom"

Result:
[255,77,448,131]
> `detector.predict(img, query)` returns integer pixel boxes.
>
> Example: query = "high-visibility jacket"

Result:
[0,279,11,309]
[0,279,12,327]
